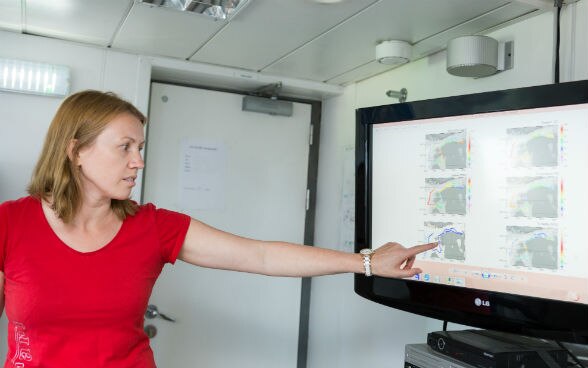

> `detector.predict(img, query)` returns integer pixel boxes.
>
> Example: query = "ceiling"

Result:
[0,0,553,88]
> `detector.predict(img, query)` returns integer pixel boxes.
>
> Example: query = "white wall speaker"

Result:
[446,35,513,78]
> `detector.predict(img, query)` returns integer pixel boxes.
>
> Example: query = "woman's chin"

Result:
[111,191,133,201]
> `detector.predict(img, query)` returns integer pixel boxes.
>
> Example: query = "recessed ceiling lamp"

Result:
[376,40,412,66]
[140,0,250,21]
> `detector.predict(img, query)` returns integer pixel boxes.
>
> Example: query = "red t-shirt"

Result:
[0,196,191,368]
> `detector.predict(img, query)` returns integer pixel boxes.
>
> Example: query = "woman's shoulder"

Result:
[135,202,185,214]
[134,202,156,214]
[128,202,164,222]
[0,196,40,228]
[0,196,39,212]
[131,202,190,225]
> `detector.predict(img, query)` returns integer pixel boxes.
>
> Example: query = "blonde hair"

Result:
[28,90,147,223]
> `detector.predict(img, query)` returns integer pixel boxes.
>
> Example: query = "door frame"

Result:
[141,80,322,368]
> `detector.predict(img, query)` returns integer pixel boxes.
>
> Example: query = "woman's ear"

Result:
[67,139,79,165]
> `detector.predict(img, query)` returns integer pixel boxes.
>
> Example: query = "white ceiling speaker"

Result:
[376,40,412,66]
[446,35,514,78]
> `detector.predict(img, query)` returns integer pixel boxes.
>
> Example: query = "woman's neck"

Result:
[44,195,116,230]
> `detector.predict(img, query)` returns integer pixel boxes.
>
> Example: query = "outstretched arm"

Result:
[177,218,436,278]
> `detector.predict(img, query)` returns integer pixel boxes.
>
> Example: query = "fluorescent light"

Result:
[0,58,70,97]
[140,0,250,21]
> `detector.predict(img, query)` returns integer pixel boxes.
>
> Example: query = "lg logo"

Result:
[474,297,490,307]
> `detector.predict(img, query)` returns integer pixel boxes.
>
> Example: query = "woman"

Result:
[0,90,435,367]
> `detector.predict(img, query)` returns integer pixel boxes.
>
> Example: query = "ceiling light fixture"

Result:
[0,58,70,97]
[140,0,250,21]
[376,40,412,66]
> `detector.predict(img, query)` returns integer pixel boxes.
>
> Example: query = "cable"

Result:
[554,0,564,83]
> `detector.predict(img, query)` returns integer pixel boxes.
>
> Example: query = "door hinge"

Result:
[309,124,314,146]
[306,189,310,211]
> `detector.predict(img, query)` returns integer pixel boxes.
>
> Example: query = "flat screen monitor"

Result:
[355,80,588,343]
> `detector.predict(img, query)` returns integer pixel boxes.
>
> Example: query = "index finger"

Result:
[405,242,438,256]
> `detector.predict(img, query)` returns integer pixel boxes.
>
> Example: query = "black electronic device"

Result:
[354,80,588,343]
[405,343,477,368]
[427,330,567,368]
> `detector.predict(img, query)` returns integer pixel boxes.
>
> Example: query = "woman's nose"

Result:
[130,151,145,169]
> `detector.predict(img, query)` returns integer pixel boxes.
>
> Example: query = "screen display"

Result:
[371,103,588,305]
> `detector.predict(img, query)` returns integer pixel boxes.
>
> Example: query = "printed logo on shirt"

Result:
[11,322,33,367]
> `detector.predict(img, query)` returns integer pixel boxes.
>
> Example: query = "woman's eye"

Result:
[121,144,130,151]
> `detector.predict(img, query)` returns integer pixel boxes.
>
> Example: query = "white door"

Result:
[143,83,312,367]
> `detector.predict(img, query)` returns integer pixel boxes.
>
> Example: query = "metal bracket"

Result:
[385,88,408,102]
[253,82,283,100]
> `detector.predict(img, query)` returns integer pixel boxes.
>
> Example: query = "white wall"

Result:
[308,3,588,368]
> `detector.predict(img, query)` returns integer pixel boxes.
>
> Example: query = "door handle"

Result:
[145,304,176,322]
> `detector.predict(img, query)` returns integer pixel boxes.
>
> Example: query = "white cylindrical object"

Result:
[376,40,412,66]
[446,35,498,77]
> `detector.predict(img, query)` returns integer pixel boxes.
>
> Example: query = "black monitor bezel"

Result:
[354,80,588,344]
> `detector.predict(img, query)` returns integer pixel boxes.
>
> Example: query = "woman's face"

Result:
[76,112,145,202]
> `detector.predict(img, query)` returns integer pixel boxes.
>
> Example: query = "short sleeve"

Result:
[153,206,191,264]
